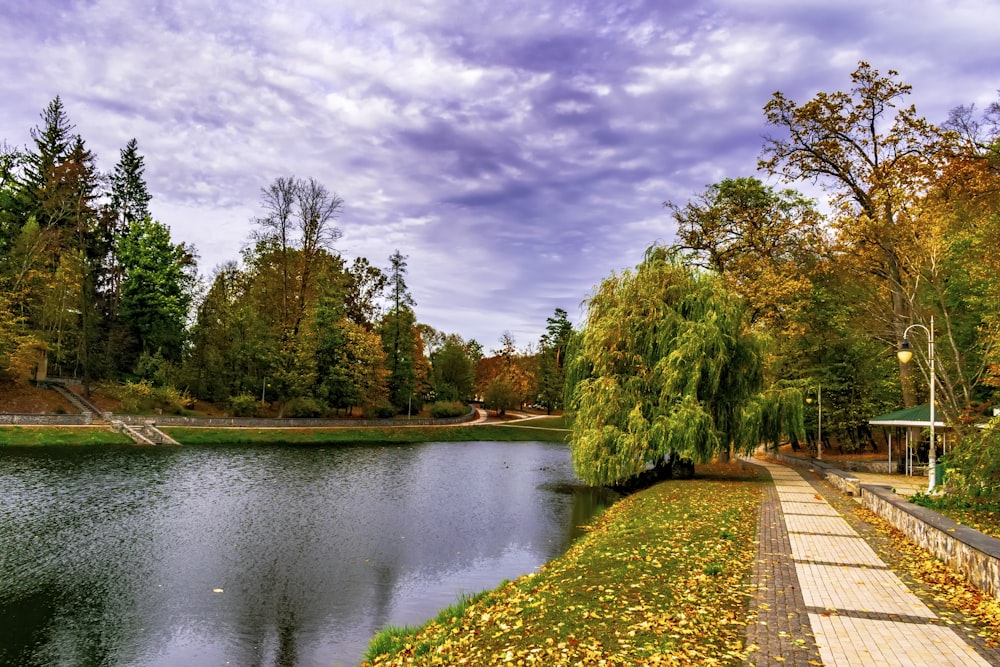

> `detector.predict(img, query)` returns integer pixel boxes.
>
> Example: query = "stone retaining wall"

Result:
[0,413,92,426]
[838,459,896,474]
[862,484,1000,600]
[108,406,478,429]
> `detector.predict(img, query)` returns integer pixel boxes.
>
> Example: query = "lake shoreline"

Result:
[0,418,570,446]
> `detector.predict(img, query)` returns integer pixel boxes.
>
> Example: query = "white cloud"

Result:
[1,0,997,344]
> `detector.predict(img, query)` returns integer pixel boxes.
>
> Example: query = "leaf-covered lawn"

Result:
[363,463,765,666]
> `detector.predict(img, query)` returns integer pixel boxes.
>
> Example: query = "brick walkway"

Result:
[746,459,996,666]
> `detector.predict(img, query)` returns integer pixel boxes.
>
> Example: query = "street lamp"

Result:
[898,316,936,493]
[806,385,822,460]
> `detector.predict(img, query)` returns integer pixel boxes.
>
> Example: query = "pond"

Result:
[0,441,614,666]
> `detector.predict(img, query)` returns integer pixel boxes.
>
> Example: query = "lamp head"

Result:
[806,396,813,404]
[897,339,914,364]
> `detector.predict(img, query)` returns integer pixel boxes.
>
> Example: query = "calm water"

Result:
[0,441,613,667]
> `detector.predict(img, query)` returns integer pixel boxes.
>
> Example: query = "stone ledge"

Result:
[862,484,1000,600]
[0,413,93,426]
[107,406,478,429]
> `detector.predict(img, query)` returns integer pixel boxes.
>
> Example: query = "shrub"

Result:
[284,396,327,418]
[100,380,155,413]
[99,381,196,414]
[430,401,467,419]
[228,393,260,417]
[153,385,195,414]
[366,402,397,419]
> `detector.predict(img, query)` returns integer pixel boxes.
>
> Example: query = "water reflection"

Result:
[0,442,614,667]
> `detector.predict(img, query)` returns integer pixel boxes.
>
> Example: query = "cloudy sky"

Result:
[2,0,997,347]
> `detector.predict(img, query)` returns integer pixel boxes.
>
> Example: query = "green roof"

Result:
[869,404,946,427]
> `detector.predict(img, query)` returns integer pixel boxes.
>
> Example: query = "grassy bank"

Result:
[0,426,133,446]
[362,463,765,666]
[910,492,1000,541]
[163,420,569,445]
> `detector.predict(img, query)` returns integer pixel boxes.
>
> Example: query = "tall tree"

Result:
[566,245,802,486]
[118,218,196,366]
[537,308,573,413]
[0,142,25,265]
[478,332,535,415]
[21,96,75,226]
[760,62,947,409]
[381,250,420,411]
[108,138,152,228]
[104,138,152,315]
[344,256,387,331]
[252,176,343,337]
[182,262,273,401]
[666,177,824,333]
[430,334,475,401]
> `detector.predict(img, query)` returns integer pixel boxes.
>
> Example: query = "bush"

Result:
[228,394,261,417]
[430,401,467,419]
[284,396,327,418]
[99,380,196,414]
[366,402,397,419]
[153,385,195,414]
[100,380,155,413]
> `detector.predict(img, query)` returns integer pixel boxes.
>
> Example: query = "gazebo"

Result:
[868,404,948,476]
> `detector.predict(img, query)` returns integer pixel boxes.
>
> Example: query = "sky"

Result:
[1,0,998,348]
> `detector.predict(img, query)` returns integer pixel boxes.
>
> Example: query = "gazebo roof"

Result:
[868,404,947,428]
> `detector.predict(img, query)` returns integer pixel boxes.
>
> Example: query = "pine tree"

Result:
[104,138,153,316]
[22,96,75,225]
[381,250,419,412]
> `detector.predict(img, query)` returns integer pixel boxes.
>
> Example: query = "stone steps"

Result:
[46,383,101,423]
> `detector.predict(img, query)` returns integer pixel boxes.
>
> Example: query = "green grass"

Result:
[911,492,1000,541]
[0,426,133,446]
[361,462,766,666]
[162,423,569,445]
[364,589,497,662]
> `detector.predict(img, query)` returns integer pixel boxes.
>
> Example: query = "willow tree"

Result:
[566,245,802,486]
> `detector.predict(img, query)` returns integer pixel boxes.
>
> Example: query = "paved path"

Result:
[747,458,995,666]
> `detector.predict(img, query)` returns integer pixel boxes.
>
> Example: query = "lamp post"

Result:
[807,385,822,460]
[898,316,935,493]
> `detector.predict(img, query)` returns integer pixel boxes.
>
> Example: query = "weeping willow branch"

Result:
[567,245,805,486]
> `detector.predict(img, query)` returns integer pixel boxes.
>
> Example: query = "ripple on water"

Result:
[0,441,614,666]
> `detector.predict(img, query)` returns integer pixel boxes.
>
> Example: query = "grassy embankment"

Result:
[162,417,570,445]
[0,417,570,446]
[0,426,133,446]
[362,462,765,667]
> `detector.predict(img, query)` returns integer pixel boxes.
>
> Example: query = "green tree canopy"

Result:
[567,245,802,486]
[537,308,573,413]
[119,218,196,365]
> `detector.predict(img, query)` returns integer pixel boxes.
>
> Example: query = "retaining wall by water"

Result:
[862,484,1000,600]
[0,413,93,426]
[105,407,478,429]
